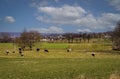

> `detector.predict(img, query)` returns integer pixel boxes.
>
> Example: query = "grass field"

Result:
[0,42,120,79]
[0,57,120,79]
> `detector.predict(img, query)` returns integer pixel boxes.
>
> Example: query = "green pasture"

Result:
[0,57,120,79]
[0,42,120,79]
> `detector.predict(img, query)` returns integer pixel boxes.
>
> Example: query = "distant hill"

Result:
[0,32,21,38]
[9,32,21,38]
[0,32,63,38]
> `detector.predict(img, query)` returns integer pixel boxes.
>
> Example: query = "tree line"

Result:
[0,21,120,50]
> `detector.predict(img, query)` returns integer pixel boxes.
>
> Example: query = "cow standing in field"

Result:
[21,54,24,56]
[19,51,24,56]
[36,48,40,52]
[44,49,49,52]
[67,48,72,52]
[18,48,23,56]
[91,53,95,57]
[6,50,9,55]
[19,51,22,54]
[19,48,22,51]
[19,48,22,54]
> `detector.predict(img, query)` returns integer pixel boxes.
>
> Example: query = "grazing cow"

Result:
[44,49,49,52]
[67,48,72,52]
[91,53,95,57]
[19,51,23,56]
[21,54,24,56]
[19,51,22,55]
[36,48,40,52]
[19,48,22,51]
[6,50,9,55]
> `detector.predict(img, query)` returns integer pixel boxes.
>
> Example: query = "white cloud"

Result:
[37,5,87,25]
[74,14,98,29]
[109,0,120,10]
[74,13,120,30]
[77,29,91,33]
[98,13,120,28]
[29,26,64,33]
[36,5,120,31]
[5,16,15,23]
[38,5,86,19]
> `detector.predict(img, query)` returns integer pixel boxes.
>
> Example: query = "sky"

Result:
[0,0,120,33]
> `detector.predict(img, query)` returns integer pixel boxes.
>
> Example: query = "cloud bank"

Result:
[29,26,64,33]
[36,5,120,32]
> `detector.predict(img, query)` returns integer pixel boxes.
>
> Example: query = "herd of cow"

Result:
[6,48,50,56]
[5,48,95,57]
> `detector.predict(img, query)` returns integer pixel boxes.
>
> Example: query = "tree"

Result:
[112,21,120,50]
[64,33,73,43]
[86,34,91,43]
[0,32,11,43]
[16,30,41,50]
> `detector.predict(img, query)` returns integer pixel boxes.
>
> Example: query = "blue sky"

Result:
[0,0,120,33]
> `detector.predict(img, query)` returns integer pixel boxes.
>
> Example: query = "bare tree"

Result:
[16,30,41,50]
[64,33,73,43]
[112,21,120,50]
[0,32,11,43]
